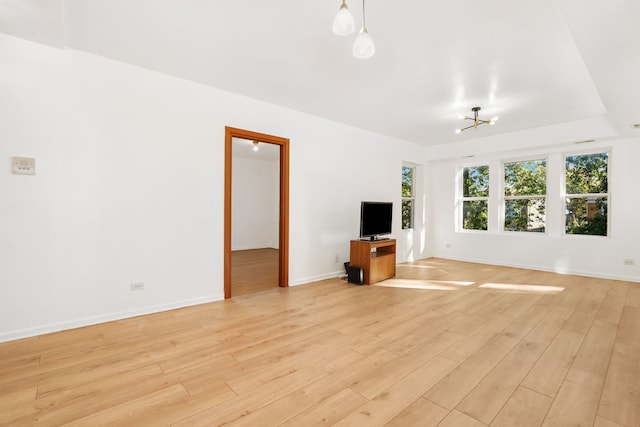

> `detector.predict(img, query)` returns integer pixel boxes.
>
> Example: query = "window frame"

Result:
[563,150,610,238]
[401,165,415,230]
[459,164,490,232]
[501,157,548,234]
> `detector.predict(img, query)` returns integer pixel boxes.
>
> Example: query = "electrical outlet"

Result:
[11,156,36,175]
[623,259,635,266]
[445,243,452,248]
[130,282,145,291]
[335,254,340,263]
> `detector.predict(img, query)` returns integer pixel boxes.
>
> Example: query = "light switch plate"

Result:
[11,157,36,175]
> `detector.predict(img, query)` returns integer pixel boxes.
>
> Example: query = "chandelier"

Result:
[455,107,499,134]
[332,0,375,59]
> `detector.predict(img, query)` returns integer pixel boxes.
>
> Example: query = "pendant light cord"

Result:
[362,0,366,30]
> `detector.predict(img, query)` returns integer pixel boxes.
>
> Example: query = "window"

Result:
[401,166,415,229]
[565,152,608,236]
[461,165,489,231]
[503,159,547,232]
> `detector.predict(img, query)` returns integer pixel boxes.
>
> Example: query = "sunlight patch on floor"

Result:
[479,283,565,294]
[396,264,436,270]
[374,279,475,291]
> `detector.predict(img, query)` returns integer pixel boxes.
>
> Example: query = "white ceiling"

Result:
[1,0,639,147]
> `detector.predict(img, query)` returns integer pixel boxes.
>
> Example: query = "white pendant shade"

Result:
[332,2,355,36]
[353,28,375,59]
[332,0,375,59]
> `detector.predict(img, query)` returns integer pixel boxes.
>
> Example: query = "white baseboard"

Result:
[0,294,224,343]
[289,270,345,286]
[431,253,640,283]
[288,257,434,287]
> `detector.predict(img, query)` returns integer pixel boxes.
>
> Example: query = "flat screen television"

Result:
[359,201,393,240]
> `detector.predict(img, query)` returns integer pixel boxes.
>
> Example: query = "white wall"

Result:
[427,138,640,282]
[231,155,279,250]
[0,34,428,341]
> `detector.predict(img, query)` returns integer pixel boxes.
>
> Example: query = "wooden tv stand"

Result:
[349,239,396,285]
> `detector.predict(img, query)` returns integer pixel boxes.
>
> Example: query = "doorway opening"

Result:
[224,127,289,298]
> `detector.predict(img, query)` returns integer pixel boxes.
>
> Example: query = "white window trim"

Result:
[501,157,548,234]
[402,165,416,230]
[562,150,610,238]
[459,164,490,232]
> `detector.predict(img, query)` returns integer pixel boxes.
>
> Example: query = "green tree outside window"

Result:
[504,159,546,232]
[462,166,489,230]
[402,166,414,229]
[565,153,608,236]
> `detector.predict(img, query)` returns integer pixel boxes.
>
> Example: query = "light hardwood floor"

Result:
[231,248,279,296]
[1,258,638,426]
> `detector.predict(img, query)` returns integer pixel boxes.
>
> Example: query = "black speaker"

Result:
[347,265,363,285]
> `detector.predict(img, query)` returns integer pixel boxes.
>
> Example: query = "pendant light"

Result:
[332,0,355,36]
[352,0,375,59]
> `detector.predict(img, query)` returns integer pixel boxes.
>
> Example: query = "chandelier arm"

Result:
[455,107,498,134]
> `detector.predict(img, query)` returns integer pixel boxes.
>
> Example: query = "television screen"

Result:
[360,201,393,239]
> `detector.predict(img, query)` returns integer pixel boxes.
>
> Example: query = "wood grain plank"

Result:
[222,347,397,426]
[173,348,363,427]
[524,306,574,345]
[0,386,37,426]
[598,342,640,427]
[624,286,640,307]
[64,384,190,426]
[275,388,367,427]
[491,386,553,427]
[350,330,463,400]
[562,298,600,334]
[440,313,512,363]
[594,292,627,325]
[457,339,546,424]
[334,356,458,426]
[438,409,487,427]
[7,364,172,426]
[572,319,617,376]
[541,367,604,427]
[385,397,448,427]
[424,333,519,410]
[521,329,584,397]
[615,306,640,347]
[594,415,625,427]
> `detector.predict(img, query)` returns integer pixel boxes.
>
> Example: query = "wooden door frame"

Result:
[224,127,289,298]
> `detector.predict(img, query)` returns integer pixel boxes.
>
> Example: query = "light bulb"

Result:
[332,1,355,36]
[353,28,375,59]
[252,142,259,152]
[489,116,499,125]
[455,129,462,134]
